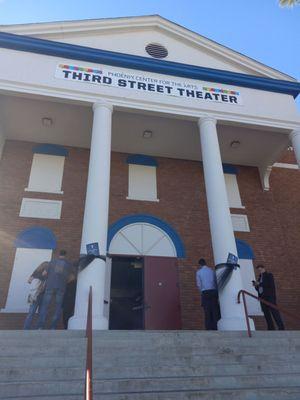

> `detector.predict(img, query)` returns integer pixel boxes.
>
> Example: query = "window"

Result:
[20,198,62,219]
[231,214,250,232]
[25,144,68,194]
[1,248,53,312]
[224,173,244,208]
[26,154,65,194]
[126,154,158,202]
[236,239,262,316]
[239,259,263,316]
[1,227,56,313]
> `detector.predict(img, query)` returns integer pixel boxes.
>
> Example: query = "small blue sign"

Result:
[86,242,100,256]
[227,252,238,264]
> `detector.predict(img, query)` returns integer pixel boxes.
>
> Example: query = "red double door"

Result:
[143,256,181,330]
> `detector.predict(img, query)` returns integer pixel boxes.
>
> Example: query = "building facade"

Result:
[0,15,300,331]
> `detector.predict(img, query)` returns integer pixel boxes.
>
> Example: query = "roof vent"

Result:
[145,43,168,59]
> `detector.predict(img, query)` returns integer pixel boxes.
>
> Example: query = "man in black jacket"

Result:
[253,265,285,330]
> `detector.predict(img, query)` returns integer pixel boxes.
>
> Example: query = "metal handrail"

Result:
[85,286,93,400]
[237,289,298,337]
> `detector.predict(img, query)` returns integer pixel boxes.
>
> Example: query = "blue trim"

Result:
[0,32,299,98]
[127,154,158,167]
[32,143,68,157]
[235,239,254,260]
[223,164,238,174]
[108,214,185,258]
[15,226,57,249]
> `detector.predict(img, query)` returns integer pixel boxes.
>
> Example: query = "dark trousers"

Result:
[201,290,219,330]
[261,299,285,330]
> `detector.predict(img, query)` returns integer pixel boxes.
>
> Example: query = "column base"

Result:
[68,315,109,330]
[218,316,255,331]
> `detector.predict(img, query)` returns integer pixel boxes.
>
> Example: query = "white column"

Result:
[198,116,254,331]
[290,129,300,167]
[68,101,113,330]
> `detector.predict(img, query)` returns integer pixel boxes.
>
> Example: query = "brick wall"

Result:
[0,140,299,330]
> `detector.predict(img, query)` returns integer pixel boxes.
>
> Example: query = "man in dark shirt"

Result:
[23,261,49,329]
[37,250,72,329]
[253,264,285,330]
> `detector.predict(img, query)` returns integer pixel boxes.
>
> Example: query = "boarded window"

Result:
[1,248,52,312]
[239,259,263,316]
[224,173,243,208]
[127,164,158,201]
[26,154,65,193]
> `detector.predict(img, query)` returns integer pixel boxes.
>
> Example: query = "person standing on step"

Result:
[196,258,220,330]
[23,261,49,329]
[36,249,72,329]
[253,264,285,330]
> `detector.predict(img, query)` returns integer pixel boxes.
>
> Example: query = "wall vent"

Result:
[145,43,168,59]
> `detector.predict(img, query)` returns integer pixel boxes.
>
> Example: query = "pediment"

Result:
[1,15,295,81]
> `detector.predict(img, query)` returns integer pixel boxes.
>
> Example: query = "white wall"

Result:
[0,48,299,127]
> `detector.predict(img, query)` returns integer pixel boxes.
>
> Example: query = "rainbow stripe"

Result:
[203,86,240,96]
[59,64,102,74]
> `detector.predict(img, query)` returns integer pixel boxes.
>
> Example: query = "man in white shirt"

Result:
[196,258,219,330]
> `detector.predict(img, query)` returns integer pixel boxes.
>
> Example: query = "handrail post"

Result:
[85,286,93,400]
[241,290,252,338]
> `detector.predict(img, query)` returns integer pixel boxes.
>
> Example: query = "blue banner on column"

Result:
[227,252,238,264]
[86,242,100,256]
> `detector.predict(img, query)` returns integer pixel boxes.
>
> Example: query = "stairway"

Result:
[0,330,300,399]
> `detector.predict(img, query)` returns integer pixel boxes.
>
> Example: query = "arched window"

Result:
[108,214,185,257]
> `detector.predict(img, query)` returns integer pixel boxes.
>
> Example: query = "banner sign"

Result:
[227,252,238,264]
[86,242,100,256]
[55,63,243,105]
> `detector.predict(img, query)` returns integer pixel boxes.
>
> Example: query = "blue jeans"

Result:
[23,293,44,330]
[36,288,64,329]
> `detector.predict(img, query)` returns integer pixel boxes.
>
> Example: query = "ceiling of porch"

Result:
[0,93,290,167]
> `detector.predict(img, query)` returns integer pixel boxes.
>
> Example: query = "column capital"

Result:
[93,101,113,113]
[197,115,217,129]
[289,129,300,141]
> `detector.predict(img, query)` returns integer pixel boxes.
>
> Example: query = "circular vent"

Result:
[145,43,168,59]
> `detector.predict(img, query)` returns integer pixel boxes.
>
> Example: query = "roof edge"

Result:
[0,15,296,82]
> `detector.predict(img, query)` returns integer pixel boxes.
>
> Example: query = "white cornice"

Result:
[0,15,296,82]
[1,78,299,131]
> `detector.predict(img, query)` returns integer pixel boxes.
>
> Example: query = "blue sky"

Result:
[0,0,299,107]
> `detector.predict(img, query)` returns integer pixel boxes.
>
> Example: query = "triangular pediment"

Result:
[1,15,295,81]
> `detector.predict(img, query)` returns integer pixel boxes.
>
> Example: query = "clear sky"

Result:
[0,0,299,108]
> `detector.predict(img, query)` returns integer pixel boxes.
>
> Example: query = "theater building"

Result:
[0,15,299,331]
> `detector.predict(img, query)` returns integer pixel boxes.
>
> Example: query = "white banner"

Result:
[55,63,243,105]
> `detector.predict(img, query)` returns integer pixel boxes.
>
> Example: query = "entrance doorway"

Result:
[109,256,144,330]
[109,256,181,330]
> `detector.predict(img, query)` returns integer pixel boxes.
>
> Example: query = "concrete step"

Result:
[92,361,300,379]
[2,373,300,398]
[0,380,84,398]
[0,367,85,382]
[92,373,300,393]
[0,356,86,368]
[4,387,300,400]
[0,330,85,338]
[2,361,300,382]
